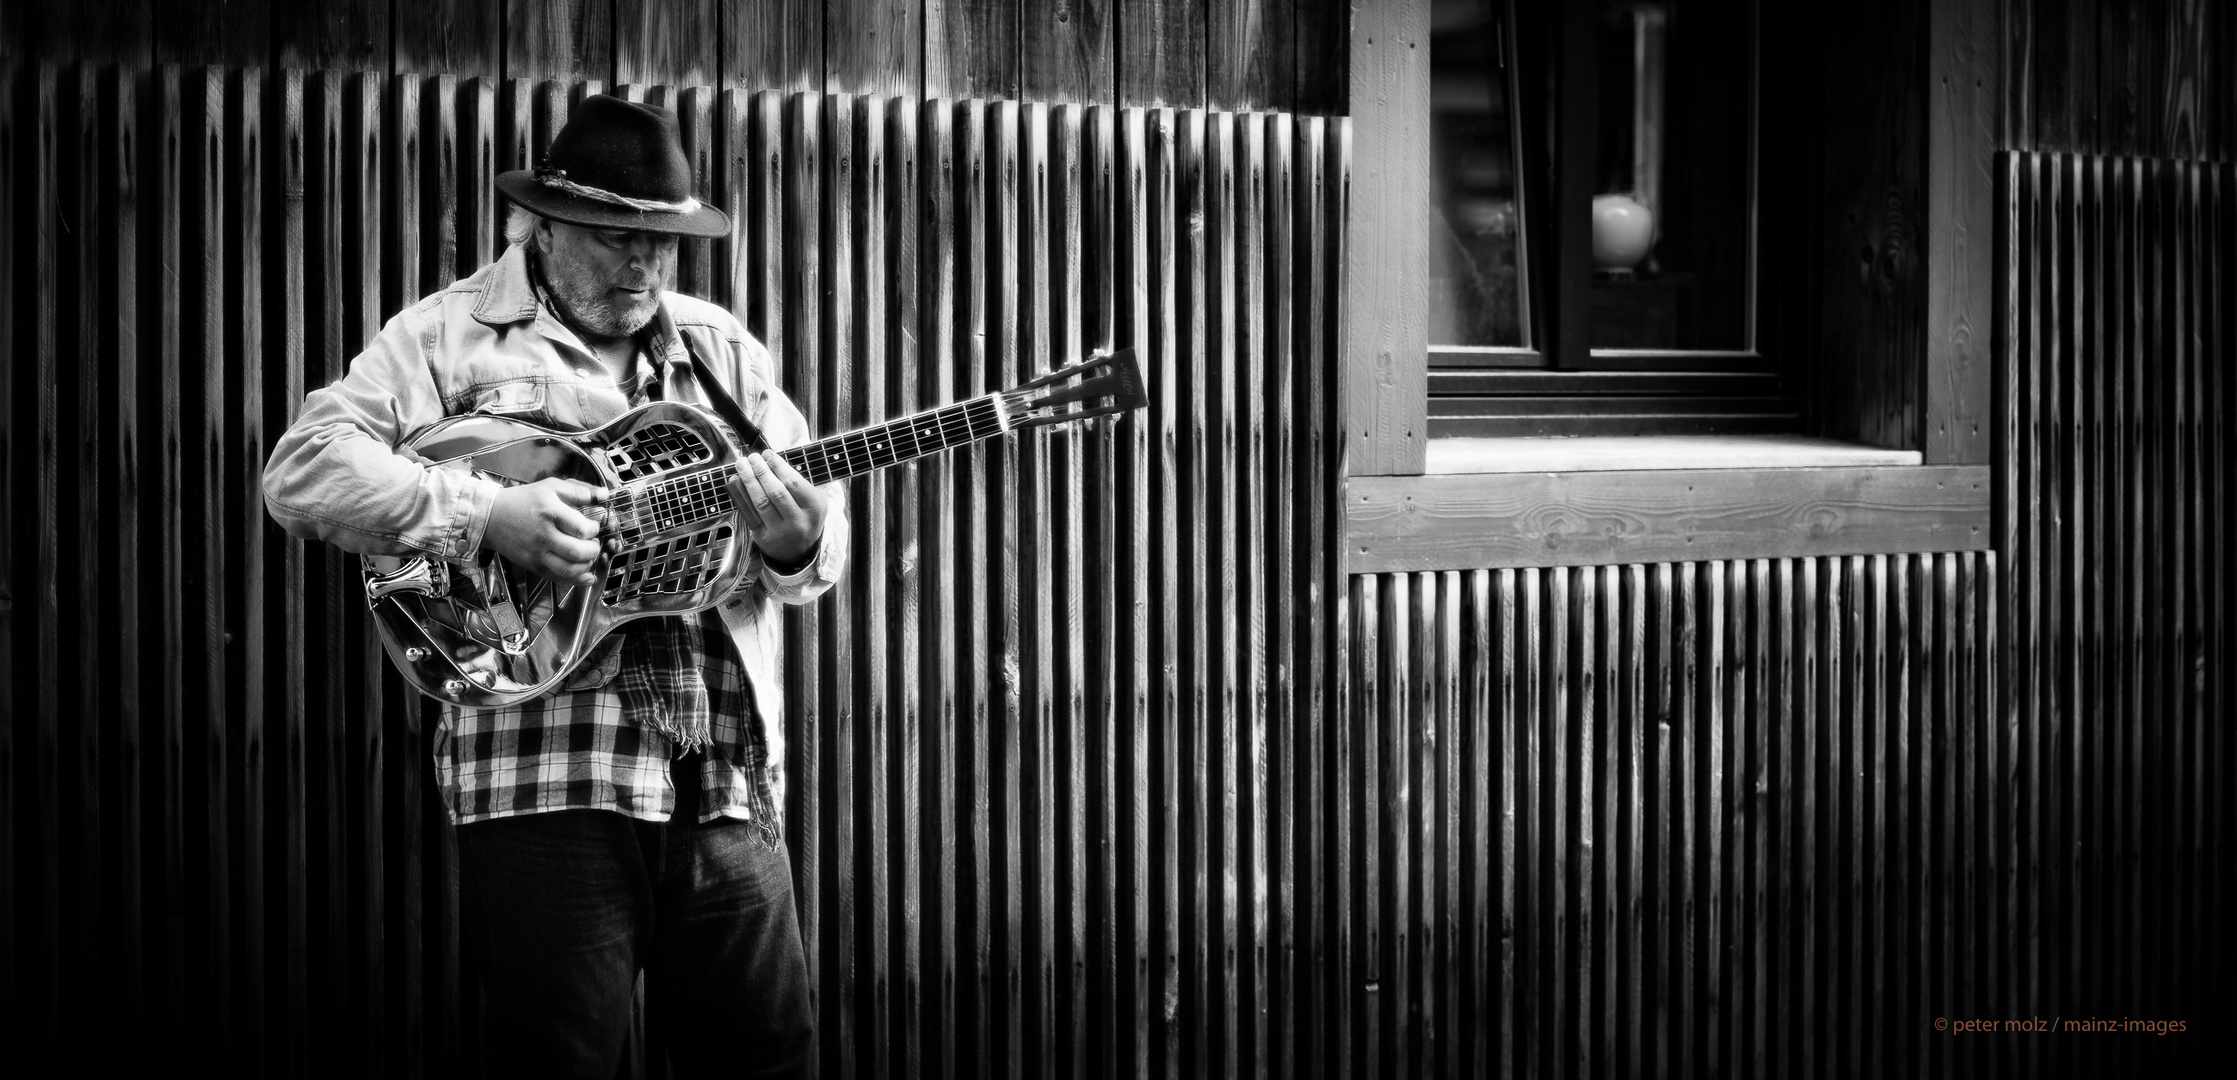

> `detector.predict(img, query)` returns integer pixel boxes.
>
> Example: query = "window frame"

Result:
[1339,0,1999,572]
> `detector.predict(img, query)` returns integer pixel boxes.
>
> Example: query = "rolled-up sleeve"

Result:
[262,308,502,559]
[736,337,849,605]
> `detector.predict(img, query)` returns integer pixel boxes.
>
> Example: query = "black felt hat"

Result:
[496,95,730,238]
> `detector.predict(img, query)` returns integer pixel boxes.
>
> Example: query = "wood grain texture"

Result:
[725,0,822,90]
[272,0,388,73]
[1347,466,1993,574]
[393,0,502,76]
[1022,0,1113,104]
[1339,0,1427,477]
[926,0,1020,101]
[153,0,266,69]
[827,0,923,98]
[614,0,718,87]
[504,0,613,81]
[1924,0,1999,464]
[1118,0,1204,108]
[1207,0,1290,114]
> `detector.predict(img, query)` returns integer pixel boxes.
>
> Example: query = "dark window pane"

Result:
[1588,0,1753,352]
[1428,0,1529,348]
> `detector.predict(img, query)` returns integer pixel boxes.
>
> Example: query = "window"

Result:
[1426,0,1795,438]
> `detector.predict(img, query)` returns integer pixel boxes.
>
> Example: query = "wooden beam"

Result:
[1925,0,1999,465]
[1345,465,1992,573]
[1339,0,1427,478]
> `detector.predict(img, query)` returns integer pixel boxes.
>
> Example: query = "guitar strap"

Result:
[673,330,772,454]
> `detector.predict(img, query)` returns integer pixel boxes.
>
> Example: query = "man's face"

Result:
[534,219,678,340]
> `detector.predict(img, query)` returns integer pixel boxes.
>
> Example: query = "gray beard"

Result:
[541,257,660,339]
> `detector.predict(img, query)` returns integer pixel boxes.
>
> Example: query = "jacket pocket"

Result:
[467,378,548,416]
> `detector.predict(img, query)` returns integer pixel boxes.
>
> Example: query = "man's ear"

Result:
[530,216,554,254]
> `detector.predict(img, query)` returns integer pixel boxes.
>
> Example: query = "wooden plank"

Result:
[273,0,388,72]
[1339,0,1427,477]
[504,0,613,82]
[1347,465,1995,573]
[142,62,192,1051]
[1044,101,1091,1080]
[827,0,923,98]
[267,68,310,1074]
[615,0,717,87]
[1236,110,1270,1080]
[184,64,235,1060]
[916,94,959,1080]
[779,85,826,1043]
[1176,104,1211,1080]
[54,61,107,1058]
[880,89,924,1080]
[8,57,63,1062]
[153,0,267,69]
[1119,0,1205,108]
[815,89,858,1080]
[726,0,821,91]
[846,90,894,1080]
[987,98,1027,1079]
[1208,0,1292,113]
[1200,106,1239,1080]
[1114,103,1155,1080]
[1022,0,1114,104]
[394,0,502,76]
[35,0,153,68]
[0,55,22,1052]
[1925,0,1998,465]
[1019,98,1060,1080]
[1074,101,1120,1080]
[1260,111,1296,1080]
[926,0,1022,101]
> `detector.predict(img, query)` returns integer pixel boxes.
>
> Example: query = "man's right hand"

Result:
[481,477,610,585]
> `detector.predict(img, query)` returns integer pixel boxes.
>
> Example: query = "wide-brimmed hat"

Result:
[496,95,730,238]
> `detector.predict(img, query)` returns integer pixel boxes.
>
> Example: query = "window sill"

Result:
[1348,436,1988,573]
[1425,434,1922,474]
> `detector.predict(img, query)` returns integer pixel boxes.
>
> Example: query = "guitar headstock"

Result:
[1001,347,1147,431]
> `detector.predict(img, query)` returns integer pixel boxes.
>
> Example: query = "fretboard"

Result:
[776,392,1010,486]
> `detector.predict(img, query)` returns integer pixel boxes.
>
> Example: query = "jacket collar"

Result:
[471,243,544,326]
[475,243,696,392]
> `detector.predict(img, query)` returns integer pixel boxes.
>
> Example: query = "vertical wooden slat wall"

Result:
[1997,150,2233,1079]
[0,62,1347,1079]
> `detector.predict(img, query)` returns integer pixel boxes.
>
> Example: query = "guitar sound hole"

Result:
[605,421,713,482]
[603,523,736,603]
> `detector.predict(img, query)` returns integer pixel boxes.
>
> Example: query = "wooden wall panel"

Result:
[1118,0,1204,108]
[827,0,924,98]
[1997,150,2234,1078]
[2008,0,2233,161]
[726,0,824,91]
[1348,554,2017,1079]
[503,0,613,82]
[1021,0,1113,104]
[926,0,1021,101]
[614,0,718,88]
[394,0,502,77]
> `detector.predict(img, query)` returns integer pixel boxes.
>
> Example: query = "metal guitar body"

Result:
[362,401,753,708]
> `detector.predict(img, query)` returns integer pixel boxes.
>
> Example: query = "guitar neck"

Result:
[773,392,1012,486]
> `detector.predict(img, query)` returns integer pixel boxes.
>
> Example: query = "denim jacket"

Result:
[263,244,847,789]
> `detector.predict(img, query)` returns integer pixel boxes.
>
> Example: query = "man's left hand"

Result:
[738,450,829,568]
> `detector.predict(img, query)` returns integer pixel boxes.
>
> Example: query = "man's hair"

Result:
[504,205,541,247]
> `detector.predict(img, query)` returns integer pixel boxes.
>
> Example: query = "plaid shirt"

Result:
[432,609,785,831]
[265,245,846,831]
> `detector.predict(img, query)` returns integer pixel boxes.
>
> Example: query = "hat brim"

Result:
[497,171,731,239]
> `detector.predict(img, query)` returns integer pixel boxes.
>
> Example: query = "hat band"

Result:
[536,167,701,215]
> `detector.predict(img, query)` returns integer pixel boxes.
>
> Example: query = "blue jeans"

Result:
[456,755,813,1079]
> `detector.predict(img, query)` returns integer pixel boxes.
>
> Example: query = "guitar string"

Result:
[584,393,1014,542]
